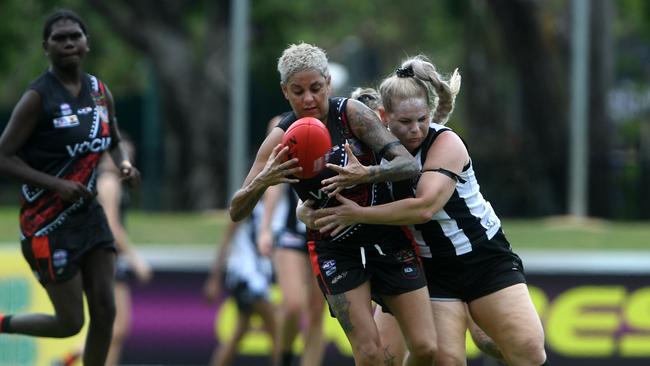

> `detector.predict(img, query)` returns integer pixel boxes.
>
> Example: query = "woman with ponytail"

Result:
[305,55,549,366]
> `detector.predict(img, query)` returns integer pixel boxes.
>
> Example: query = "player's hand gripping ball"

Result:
[281,117,332,179]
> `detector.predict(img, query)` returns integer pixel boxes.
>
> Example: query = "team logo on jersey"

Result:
[53,114,80,128]
[59,103,73,116]
[77,106,93,115]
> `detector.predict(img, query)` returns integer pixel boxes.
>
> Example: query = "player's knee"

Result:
[408,338,437,362]
[57,316,85,337]
[352,337,382,364]
[89,300,116,329]
[510,333,546,364]
[435,352,466,366]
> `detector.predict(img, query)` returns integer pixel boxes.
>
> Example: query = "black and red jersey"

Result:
[18,71,115,238]
[277,97,395,245]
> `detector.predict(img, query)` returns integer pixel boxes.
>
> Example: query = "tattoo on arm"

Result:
[383,346,397,366]
[348,101,419,183]
[328,293,354,333]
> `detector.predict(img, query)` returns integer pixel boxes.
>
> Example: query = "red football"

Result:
[282,117,332,179]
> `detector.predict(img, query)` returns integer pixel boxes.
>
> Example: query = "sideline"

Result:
[2,243,650,274]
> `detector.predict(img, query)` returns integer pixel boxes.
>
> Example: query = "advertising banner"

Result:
[1,247,649,366]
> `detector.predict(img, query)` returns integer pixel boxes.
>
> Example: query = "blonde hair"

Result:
[277,43,330,84]
[379,55,461,125]
[350,87,382,111]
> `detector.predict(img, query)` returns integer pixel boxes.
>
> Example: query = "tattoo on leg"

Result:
[383,346,396,366]
[329,294,354,333]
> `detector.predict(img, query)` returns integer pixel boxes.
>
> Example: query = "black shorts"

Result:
[115,255,133,283]
[422,230,525,302]
[274,229,308,255]
[308,229,426,302]
[227,280,269,314]
[21,200,115,286]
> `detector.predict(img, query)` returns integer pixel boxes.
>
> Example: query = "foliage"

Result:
[0,0,649,216]
[0,0,145,106]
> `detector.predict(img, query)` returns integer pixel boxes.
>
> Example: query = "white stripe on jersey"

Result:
[225,203,272,293]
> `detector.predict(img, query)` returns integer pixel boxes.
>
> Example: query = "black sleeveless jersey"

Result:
[277,97,396,245]
[18,71,115,238]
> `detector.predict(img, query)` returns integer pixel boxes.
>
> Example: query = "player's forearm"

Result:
[229,178,267,221]
[356,198,433,225]
[0,155,60,190]
[366,156,419,184]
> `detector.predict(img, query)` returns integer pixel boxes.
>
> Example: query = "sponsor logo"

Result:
[66,136,112,157]
[60,103,72,116]
[52,249,68,268]
[308,189,326,200]
[77,106,93,115]
[402,264,419,279]
[322,259,336,270]
[52,114,80,128]
[322,259,337,277]
[331,271,348,284]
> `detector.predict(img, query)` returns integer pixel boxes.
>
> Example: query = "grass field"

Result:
[0,206,648,250]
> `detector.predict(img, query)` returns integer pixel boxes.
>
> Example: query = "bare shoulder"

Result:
[424,130,469,172]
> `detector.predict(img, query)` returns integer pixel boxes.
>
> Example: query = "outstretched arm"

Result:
[229,128,301,221]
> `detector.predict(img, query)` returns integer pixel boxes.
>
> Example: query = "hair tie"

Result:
[396,66,414,78]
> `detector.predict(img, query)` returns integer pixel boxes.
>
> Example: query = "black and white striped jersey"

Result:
[270,184,306,236]
[225,202,273,290]
[390,123,501,258]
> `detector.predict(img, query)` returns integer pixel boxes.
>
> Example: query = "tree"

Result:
[88,0,230,209]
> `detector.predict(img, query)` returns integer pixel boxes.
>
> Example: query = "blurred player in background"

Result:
[97,136,152,365]
[204,201,278,366]
[257,115,326,366]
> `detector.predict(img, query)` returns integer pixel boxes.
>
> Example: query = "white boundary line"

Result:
[2,244,650,274]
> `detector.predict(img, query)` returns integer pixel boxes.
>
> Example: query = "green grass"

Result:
[0,206,648,250]
[504,216,650,250]
[0,206,227,245]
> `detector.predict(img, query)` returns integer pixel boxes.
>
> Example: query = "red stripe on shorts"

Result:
[307,241,331,294]
[32,236,55,280]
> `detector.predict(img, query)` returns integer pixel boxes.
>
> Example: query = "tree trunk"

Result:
[88,0,230,209]
[464,0,569,216]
